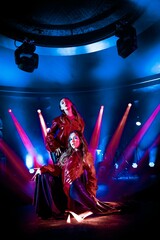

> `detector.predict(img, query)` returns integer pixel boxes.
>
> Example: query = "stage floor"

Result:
[2,175,160,240]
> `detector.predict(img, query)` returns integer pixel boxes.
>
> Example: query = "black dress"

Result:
[33,172,67,219]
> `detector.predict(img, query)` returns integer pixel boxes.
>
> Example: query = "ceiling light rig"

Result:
[14,39,39,73]
[115,20,137,58]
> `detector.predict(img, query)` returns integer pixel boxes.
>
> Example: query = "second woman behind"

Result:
[33,98,85,219]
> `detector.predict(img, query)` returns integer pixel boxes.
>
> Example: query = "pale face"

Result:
[69,132,81,149]
[60,98,72,111]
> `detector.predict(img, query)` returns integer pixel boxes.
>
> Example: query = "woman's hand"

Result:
[55,148,61,156]
[31,168,41,181]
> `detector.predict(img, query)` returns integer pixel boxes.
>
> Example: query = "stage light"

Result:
[136,116,141,126]
[115,21,137,58]
[14,40,39,72]
[132,162,138,168]
[136,121,141,126]
[114,163,119,169]
[149,162,155,167]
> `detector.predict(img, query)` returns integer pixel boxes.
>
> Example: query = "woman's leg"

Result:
[69,178,97,211]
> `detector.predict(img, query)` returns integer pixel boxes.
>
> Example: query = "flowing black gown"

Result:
[33,173,67,219]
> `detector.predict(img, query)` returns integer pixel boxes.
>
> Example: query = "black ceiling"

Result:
[0,0,145,47]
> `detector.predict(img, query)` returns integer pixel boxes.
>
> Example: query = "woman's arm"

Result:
[45,118,61,152]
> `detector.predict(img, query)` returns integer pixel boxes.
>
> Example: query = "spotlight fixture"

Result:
[115,20,137,58]
[14,39,39,73]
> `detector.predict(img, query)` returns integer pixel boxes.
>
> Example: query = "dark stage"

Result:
[1,173,160,240]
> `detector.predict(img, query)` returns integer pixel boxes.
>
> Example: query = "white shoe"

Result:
[66,210,93,223]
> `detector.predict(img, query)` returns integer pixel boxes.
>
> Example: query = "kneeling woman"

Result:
[58,130,121,216]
